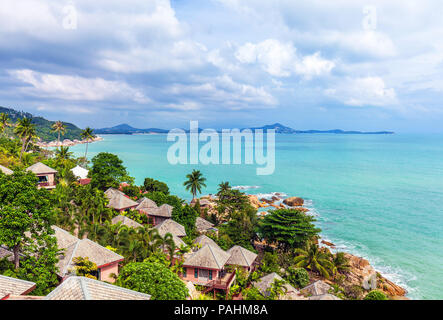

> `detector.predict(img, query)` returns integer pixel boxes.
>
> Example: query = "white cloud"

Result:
[9,69,149,103]
[326,76,397,107]
[235,39,334,78]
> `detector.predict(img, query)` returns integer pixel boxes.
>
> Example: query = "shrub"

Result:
[287,267,309,289]
[143,178,169,195]
[116,261,188,300]
[364,290,388,300]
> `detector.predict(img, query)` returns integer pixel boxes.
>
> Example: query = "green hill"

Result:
[0,106,83,142]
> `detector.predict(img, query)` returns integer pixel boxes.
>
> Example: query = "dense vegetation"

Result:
[0,106,83,142]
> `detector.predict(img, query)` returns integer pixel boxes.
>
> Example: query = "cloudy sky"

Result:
[1,0,442,132]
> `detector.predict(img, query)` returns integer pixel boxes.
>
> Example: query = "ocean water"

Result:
[69,133,443,299]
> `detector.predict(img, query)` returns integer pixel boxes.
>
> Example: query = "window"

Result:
[194,268,198,278]
[209,270,213,280]
[183,268,187,277]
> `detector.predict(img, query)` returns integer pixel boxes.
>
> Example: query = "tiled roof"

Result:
[111,215,143,229]
[105,192,139,211]
[53,226,124,277]
[0,275,36,298]
[183,244,230,270]
[154,219,186,238]
[26,162,57,174]
[44,276,151,300]
[254,273,284,297]
[195,217,215,233]
[193,235,220,249]
[136,197,158,212]
[226,245,258,267]
[150,204,173,218]
[0,164,13,175]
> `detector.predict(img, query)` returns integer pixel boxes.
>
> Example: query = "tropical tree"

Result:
[293,245,335,279]
[217,181,231,198]
[183,169,206,200]
[258,209,321,251]
[333,252,351,275]
[80,127,95,159]
[51,121,66,145]
[0,113,10,137]
[71,256,98,279]
[116,261,189,300]
[55,146,73,162]
[14,117,36,162]
[89,152,133,190]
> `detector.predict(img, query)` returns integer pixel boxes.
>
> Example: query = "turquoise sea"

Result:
[70,133,443,300]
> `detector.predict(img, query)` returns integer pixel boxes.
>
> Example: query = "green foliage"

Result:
[287,267,310,289]
[72,256,98,279]
[364,290,388,300]
[243,287,265,300]
[258,209,321,250]
[89,152,134,190]
[143,178,169,195]
[293,245,334,279]
[0,169,59,294]
[183,169,206,199]
[116,261,189,300]
[333,252,351,274]
[260,252,280,274]
[172,204,199,238]
[122,185,141,199]
[267,279,288,300]
[0,106,83,142]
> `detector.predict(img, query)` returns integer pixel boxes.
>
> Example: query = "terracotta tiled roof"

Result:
[44,276,151,300]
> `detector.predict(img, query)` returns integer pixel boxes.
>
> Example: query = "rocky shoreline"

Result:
[36,136,104,148]
[195,192,409,299]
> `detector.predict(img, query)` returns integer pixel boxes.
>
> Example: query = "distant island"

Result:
[94,123,394,135]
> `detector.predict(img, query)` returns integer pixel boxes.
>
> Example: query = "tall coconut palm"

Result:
[183,169,207,200]
[80,127,95,160]
[55,146,73,161]
[0,113,10,137]
[293,244,335,279]
[52,121,66,145]
[14,117,36,162]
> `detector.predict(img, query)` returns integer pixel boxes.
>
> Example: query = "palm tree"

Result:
[0,113,10,137]
[183,169,207,200]
[217,181,231,194]
[55,146,73,161]
[80,127,95,159]
[52,121,66,145]
[332,252,351,275]
[14,117,36,162]
[293,245,335,279]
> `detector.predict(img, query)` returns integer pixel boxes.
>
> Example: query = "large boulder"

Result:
[283,197,304,207]
[247,195,261,209]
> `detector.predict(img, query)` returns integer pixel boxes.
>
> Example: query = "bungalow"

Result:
[105,188,139,212]
[26,162,57,189]
[0,164,13,175]
[225,245,258,273]
[44,276,151,300]
[71,165,90,185]
[0,275,36,300]
[154,219,186,238]
[53,226,124,283]
[181,244,236,294]
[254,272,305,300]
[111,215,143,229]
[193,234,220,250]
[137,198,173,226]
[195,217,218,234]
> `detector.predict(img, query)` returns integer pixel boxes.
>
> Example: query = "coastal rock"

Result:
[321,240,336,248]
[247,195,261,209]
[283,197,304,207]
[377,274,407,297]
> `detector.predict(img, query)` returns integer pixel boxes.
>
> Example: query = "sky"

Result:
[0,0,443,132]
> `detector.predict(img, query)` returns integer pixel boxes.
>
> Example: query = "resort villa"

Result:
[26,162,57,189]
[111,215,143,229]
[53,226,124,283]
[105,188,139,212]
[136,197,173,225]
[181,235,258,297]
[71,165,91,185]
[195,217,218,234]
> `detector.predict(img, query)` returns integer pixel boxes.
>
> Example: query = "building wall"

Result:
[99,262,119,283]
[181,267,219,285]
